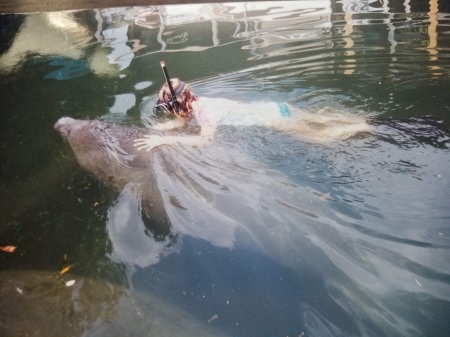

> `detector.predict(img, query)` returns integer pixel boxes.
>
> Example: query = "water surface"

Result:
[1,1,450,337]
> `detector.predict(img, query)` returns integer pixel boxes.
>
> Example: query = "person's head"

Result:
[155,78,196,119]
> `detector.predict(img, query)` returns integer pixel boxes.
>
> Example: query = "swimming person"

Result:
[134,62,370,152]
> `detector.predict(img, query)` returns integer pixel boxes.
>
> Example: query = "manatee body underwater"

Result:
[54,117,169,235]
[54,117,246,267]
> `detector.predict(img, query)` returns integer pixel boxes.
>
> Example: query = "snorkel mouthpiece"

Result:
[160,61,181,114]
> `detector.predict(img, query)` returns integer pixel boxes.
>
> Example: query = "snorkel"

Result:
[155,61,185,115]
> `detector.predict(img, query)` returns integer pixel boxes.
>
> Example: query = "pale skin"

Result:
[134,117,216,151]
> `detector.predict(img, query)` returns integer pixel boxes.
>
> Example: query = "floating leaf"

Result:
[60,265,71,275]
[65,280,76,287]
[0,246,17,253]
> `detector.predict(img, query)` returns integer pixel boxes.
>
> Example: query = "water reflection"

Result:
[2,1,448,91]
[1,1,450,337]
[0,12,118,78]
[53,112,450,336]
[106,183,178,268]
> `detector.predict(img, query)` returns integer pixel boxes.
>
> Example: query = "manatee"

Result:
[54,117,169,237]
[54,117,239,267]
[54,117,151,188]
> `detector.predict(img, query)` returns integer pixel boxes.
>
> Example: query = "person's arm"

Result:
[134,125,216,152]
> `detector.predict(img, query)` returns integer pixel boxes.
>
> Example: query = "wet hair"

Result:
[156,78,197,119]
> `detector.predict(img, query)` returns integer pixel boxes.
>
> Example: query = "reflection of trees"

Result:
[334,0,443,78]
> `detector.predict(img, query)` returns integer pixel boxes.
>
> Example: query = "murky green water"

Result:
[1,1,450,336]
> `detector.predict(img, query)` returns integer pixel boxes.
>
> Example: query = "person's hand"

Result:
[134,135,168,151]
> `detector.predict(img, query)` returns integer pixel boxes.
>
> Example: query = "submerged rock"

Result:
[0,270,228,337]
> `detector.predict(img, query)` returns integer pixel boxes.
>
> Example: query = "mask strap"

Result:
[175,81,185,96]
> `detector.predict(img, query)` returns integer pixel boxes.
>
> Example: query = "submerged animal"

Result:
[54,117,152,187]
[54,117,169,235]
[54,117,246,267]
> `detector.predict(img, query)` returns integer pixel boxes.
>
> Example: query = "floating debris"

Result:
[60,265,71,275]
[207,314,218,323]
[65,280,76,287]
[51,254,76,286]
[0,246,17,253]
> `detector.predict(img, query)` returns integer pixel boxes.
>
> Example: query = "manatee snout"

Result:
[54,117,77,138]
